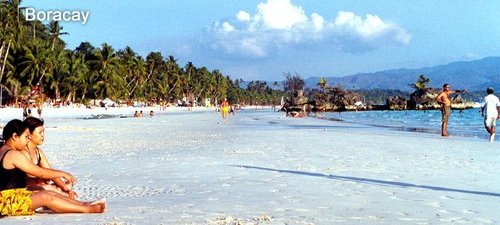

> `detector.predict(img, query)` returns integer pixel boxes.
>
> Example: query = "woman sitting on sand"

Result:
[0,119,105,216]
[23,117,77,199]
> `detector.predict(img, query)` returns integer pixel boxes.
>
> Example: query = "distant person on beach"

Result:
[134,111,139,117]
[22,104,28,120]
[229,105,235,116]
[23,117,77,199]
[0,119,105,216]
[221,98,230,121]
[37,105,42,119]
[481,87,500,142]
[149,110,155,117]
[435,83,466,137]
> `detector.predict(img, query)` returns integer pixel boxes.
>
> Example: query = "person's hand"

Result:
[62,172,76,186]
[67,190,78,200]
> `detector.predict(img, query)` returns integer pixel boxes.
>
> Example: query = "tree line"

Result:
[0,0,282,107]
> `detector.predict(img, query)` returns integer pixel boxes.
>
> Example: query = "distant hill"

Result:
[305,57,500,92]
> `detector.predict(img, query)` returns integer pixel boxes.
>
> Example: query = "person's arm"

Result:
[8,150,76,184]
[37,150,73,192]
[435,92,445,104]
[451,89,466,94]
[497,100,500,119]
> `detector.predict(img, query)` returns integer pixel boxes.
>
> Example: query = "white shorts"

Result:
[485,116,497,128]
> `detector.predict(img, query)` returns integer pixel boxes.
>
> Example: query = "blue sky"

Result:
[23,0,500,82]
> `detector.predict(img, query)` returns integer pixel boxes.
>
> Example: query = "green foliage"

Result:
[283,72,304,97]
[355,89,410,105]
[410,74,431,91]
[0,4,283,106]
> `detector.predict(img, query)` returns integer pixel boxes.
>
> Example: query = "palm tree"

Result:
[411,74,431,91]
[144,52,166,101]
[19,40,50,91]
[183,61,195,102]
[47,21,68,51]
[317,77,327,91]
[0,1,21,105]
[90,43,124,99]
[44,49,69,99]
[63,51,89,102]
[165,55,181,98]
[118,46,147,99]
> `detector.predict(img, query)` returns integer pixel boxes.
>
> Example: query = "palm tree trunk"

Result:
[72,90,76,103]
[0,41,11,87]
[0,42,5,61]
[81,88,87,101]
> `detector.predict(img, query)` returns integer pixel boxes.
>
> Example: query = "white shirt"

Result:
[483,94,500,118]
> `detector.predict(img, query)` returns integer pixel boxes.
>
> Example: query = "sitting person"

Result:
[0,119,105,216]
[23,117,77,199]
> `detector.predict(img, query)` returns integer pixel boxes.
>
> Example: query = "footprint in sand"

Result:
[438,209,452,214]
[76,185,170,199]
[462,209,477,214]
[440,195,453,200]
[426,201,442,208]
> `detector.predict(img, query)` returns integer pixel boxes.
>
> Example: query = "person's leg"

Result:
[30,190,105,213]
[485,119,494,135]
[441,107,450,136]
[442,121,448,136]
[40,184,70,198]
[490,119,496,142]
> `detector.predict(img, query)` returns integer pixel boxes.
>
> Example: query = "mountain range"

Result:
[305,57,500,92]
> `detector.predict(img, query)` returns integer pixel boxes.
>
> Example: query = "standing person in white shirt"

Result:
[481,87,500,142]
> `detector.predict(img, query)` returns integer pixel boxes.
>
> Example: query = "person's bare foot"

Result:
[441,133,450,137]
[87,202,105,213]
[86,198,106,213]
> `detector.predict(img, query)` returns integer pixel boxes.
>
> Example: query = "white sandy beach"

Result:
[0,107,499,224]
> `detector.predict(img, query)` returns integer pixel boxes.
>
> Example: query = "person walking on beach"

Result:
[0,119,105,216]
[481,87,500,142]
[435,83,466,137]
[221,98,230,122]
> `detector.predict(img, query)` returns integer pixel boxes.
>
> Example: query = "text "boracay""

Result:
[24,8,89,25]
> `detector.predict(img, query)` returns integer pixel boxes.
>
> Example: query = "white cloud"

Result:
[311,13,324,31]
[256,0,307,30]
[221,22,235,32]
[204,0,411,58]
[236,11,250,22]
[334,11,411,44]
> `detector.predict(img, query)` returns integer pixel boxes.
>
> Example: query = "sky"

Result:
[22,0,500,82]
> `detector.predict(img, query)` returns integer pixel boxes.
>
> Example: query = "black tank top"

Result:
[0,149,27,190]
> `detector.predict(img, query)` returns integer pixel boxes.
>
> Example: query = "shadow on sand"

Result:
[232,165,500,198]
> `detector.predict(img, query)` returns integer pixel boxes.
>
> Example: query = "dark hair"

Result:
[24,117,44,133]
[487,87,494,95]
[2,119,28,141]
[443,83,449,88]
